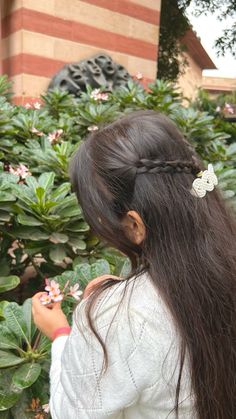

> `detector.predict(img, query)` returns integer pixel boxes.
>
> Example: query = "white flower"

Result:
[33,102,41,110]
[135,72,143,80]
[40,294,52,305]
[69,283,83,300]
[88,125,98,132]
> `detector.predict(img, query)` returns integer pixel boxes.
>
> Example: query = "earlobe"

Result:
[122,210,146,245]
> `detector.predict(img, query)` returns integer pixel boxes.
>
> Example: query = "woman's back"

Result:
[50,273,196,418]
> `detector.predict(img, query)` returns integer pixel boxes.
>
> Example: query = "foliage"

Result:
[158,0,190,81]
[193,89,236,144]
[179,0,236,57]
[0,75,235,417]
[158,0,236,80]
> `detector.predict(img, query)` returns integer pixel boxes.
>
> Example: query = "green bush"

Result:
[0,76,235,417]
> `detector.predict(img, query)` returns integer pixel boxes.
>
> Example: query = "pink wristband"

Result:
[52,327,71,341]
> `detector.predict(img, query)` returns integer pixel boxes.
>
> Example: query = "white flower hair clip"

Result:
[191,164,218,198]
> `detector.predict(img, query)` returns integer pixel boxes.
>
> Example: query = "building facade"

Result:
[1,0,161,103]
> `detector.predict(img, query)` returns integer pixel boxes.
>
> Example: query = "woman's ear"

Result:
[122,210,146,245]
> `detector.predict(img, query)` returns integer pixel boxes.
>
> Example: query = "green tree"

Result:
[157,0,189,81]
[158,0,236,81]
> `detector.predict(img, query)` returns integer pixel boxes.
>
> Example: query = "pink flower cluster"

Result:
[90,89,109,101]
[40,278,83,305]
[9,164,31,179]
[224,103,234,115]
[48,129,63,144]
[216,103,235,115]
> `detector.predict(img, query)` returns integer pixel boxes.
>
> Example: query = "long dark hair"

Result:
[70,110,236,418]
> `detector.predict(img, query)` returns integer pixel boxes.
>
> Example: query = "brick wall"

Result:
[1,0,161,104]
[177,52,203,100]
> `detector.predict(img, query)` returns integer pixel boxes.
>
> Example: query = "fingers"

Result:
[32,292,62,312]
[52,301,62,311]
[32,292,47,308]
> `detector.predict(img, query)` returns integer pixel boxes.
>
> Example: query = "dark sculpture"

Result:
[48,53,132,95]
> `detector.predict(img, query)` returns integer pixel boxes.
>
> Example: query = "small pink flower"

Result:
[45,279,63,302]
[135,72,143,80]
[40,294,52,305]
[69,283,83,300]
[224,103,234,115]
[25,103,32,109]
[88,125,98,132]
[90,89,108,101]
[9,164,31,179]
[45,279,60,293]
[51,292,63,302]
[48,129,63,144]
[31,127,44,137]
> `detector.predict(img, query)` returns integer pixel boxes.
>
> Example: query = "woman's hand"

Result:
[32,292,70,341]
[83,274,121,299]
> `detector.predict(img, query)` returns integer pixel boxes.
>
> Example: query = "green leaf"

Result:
[223,190,235,199]
[68,237,86,250]
[49,245,66,263]
[0,351,25,368]
[0,390,20,412]
[25,176,38,191]
[66,221,89,232]
[0,302,9,321]
[17,214,43,226]
[4,303,30,346]
[22,299,35,343]
[38,172,55,192]
[0,211,11,222]
[0,192,15,202]
[74,263,92,286]
[12,363,41,390]
[11,227,49,241]
[36,186,45,203]
[91,259,110,278]
[0,326,21,351]
[0,276,20,293]
[51,182,71,200]
[49,232,69,243]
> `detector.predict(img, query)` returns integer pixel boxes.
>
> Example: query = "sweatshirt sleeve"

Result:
[49,335,69,419]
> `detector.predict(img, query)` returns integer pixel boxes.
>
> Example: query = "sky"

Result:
[186,6,236,78]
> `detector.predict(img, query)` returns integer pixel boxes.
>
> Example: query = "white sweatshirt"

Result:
[49,273,196,418]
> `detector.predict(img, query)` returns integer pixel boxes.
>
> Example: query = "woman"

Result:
[32,110,236,418]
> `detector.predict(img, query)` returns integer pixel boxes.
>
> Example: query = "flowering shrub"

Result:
[0,75,235,418]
